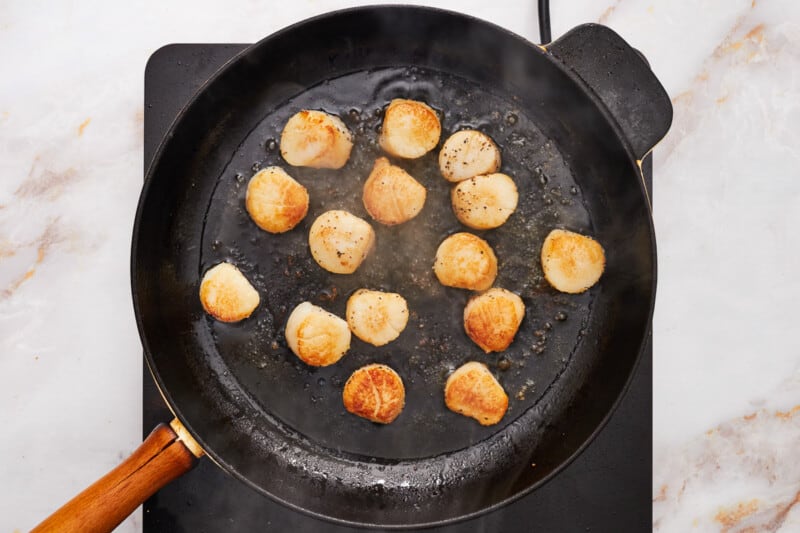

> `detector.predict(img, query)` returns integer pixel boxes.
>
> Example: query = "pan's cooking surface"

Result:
[134,6,663,525]
[197,66,596,460]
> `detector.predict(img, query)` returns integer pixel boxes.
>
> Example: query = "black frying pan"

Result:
[34,6,671,531]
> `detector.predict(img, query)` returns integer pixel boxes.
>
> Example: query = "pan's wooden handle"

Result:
[32,419,203,533]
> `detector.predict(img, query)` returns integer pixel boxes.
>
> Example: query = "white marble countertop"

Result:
[2,0,799,531]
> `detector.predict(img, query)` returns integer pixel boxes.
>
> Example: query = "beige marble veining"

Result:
[655,373,800,531]
[652,1,800,441]
[647,0,800,528]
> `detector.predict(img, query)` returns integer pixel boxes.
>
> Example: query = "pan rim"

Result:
[132,5,658,529]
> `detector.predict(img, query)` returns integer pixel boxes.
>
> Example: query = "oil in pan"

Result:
[198,66,595,461]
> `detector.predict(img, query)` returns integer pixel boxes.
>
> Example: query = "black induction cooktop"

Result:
[142,43,652,533]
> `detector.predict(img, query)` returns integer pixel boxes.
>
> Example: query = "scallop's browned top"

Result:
[362,157,427,225]
[541,229,606,294]
[199,262,260,323]
[245,167,309,233]
[433,232,498,290]
[342,364,406,424]
[285,302,351,367]
[280,110,353,169]
[463,288,525,353]
[379,99,441,159]
[444,362,508,426]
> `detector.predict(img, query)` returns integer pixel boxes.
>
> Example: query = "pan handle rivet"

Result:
[170,418,206,458]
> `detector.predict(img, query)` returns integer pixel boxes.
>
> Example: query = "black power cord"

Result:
[538,0,552,44]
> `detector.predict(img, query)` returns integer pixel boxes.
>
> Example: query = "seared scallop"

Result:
[439,130,501,182]
[451,173,518,230]
[280,110,353,169]
[445,362,508,426]
[362,157,427,225]
[541,229,606,294]
[433,232,498,291]
[464,288,525,353]
[199,263,259,323]
[245,167,309,233]
[346,289,409,346]
[285,302,351,367]
[309,210,375,274]
[343,364,405,424]
[379,99,441,159]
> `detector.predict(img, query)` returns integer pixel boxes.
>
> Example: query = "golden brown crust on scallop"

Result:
[280,110,353,169]
[433,232,498,291]
[463,288,525,353]
[379,99,441,159]
[362,157,427,225]
[245,167,309,233]
[199,263,260,323]
[444,362,508,426]
[541,229,606,294]
[285,302,351,367]
[343,364,406,423]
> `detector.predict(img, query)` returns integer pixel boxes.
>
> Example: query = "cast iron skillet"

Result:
[34,6,671,532]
